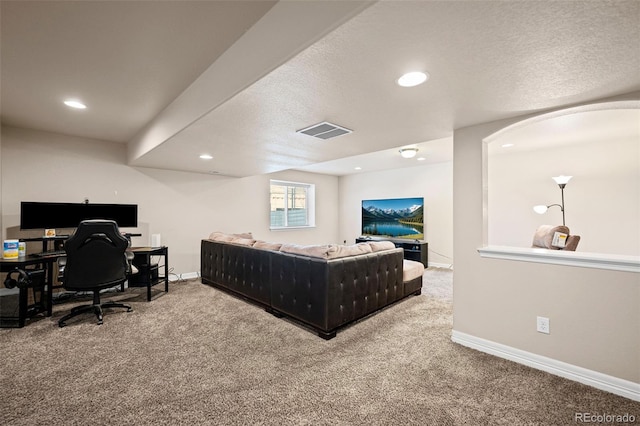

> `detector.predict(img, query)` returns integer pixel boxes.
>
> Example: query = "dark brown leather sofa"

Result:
[201,238,421,339]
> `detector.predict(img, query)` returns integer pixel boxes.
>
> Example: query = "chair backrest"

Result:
[62,220,129,291]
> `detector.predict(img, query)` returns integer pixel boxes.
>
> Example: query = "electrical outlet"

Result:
[536,316,550,334]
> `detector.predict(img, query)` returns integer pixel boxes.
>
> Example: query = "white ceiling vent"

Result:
[297,121,352,140]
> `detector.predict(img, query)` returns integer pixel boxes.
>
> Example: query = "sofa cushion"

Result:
[209,231,253,241]
[253,241,283,251]
[231,237,256,247]
[327,243,373,259]
[368,241,397,252]
[209,232,235,242]
[233,232,254,239]
[279,243,373,259]
[279,243,334,259]
[403,259,425,282]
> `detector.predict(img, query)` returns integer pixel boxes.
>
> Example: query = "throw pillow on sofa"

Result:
[253,241,283,251]
[231,237,256,246]
[326,242,373,259]
[209,231,254,241]
[367,241,397,252]
[279,242,373,260]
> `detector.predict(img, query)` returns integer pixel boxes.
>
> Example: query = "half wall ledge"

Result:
[478,246,640,273]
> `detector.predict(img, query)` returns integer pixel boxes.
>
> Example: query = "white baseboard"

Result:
[169,271,199,282]
[427,262,453,269]
[451,330,640,402]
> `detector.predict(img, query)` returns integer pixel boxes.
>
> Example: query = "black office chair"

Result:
[57,220,133,327]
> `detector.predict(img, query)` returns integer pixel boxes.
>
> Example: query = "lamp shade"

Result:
[533,205,548,214]
[552,175,572,185]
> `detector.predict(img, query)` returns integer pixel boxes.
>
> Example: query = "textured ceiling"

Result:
[2,1,639,177]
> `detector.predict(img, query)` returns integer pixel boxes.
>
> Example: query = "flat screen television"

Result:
[20,202,138,230]
[361,197,424,239]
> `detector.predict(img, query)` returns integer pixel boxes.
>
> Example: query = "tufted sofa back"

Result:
[270,248,404,332]
[201,239,408,337]
[201,239,272,304]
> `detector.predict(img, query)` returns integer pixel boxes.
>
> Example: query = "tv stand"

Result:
[356,236,428,267]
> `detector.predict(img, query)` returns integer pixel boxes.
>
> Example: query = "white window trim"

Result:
[269,179,316,230]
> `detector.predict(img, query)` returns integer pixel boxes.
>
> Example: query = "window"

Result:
[270,180,315,229]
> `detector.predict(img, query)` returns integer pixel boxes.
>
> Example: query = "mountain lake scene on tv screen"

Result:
[361,197,424,239]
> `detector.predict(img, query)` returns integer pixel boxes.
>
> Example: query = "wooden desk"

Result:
[1,241,158,327]
[129,246,169,301]
[20,235,68,253]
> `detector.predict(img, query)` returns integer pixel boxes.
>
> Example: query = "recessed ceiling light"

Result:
[64,99,87,109]
[501,143,514,148]
[199,154,213,160]
[397,71,429,87]
[354,166,362,171]
[417,157,426,161]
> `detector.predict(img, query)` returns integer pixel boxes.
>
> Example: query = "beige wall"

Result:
[1,126,340,275]
[338,162,453,267]
[488,128,639,255]
[453,100,640,382]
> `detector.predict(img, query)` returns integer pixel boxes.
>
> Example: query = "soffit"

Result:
[131,0,640,176]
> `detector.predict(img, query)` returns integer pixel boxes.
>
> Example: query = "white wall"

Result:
[489,135,639,255]
[453,95,640,384]
[0,126,340,275]
[338,162,453,267]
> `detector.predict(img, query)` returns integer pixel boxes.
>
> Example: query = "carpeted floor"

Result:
[0,268,637,425]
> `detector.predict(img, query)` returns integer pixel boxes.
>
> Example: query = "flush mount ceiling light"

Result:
[199,154,213,160]
[399,147,419,158]
[64,99,87,109]
[397,71,429,87]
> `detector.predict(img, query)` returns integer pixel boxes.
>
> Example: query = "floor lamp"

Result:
[533,175,572,226]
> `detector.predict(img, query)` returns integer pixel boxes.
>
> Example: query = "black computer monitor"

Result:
[20,201,138,230]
